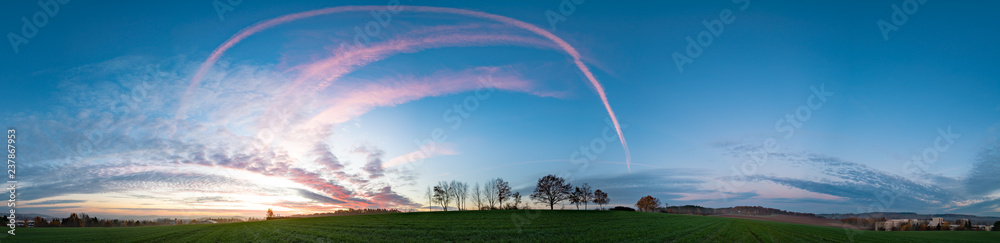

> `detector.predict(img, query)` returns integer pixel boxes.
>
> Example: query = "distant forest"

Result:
[662,205,816,217]
[286,208,401,218]
[4,213,254,227]
[11,208,405,228]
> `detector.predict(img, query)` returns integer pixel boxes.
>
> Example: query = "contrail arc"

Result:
[182,5,632,171]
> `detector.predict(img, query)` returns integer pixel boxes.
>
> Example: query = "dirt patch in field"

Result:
[714,214,866,230]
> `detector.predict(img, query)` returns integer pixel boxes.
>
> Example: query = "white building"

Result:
[928,217,943,227]
[881,219,917,231]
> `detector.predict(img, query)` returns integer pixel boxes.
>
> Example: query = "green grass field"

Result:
[2,210,996,242]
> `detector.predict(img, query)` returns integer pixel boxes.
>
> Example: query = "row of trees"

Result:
[423,174,613,211]
[663,205,816,216]
[25,213,103,227]
[426,178,524,211]
[529,174,610,210]
[288,208,401,217]
[2,213,190,227]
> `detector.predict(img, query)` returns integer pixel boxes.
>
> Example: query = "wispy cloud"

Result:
[385,142,459,168]
[714,141,994,214]
[291,33,555,92]
[963,143,1000,196]
[182,5,631,171]
[353,146,386,179]
[572,169,728,206]
[304,67,560,126]
[3,4,651,217]
[296,189,347,205]
[8,56,427,214]
[28,200,86,206]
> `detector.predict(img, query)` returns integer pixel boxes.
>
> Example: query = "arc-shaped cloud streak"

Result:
[253,31,557,134]
[290,33,555,93]
[252,31,557,134]
[182,5,632,171]
[304,67,561,126]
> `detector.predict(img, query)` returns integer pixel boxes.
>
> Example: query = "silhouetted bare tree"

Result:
[450,180,469,210]
[570,187,585,209]
[530,174,573,210]
[484,179,498,209]
[592,189,609,209]
[495,178,512,207]
[509,191,522,209]
[579,183,593,209]
[472,182,483,210]
[433,181,453,211]
[425,186,434,211]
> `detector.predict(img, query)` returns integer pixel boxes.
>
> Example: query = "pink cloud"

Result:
[385,142,459,168]
[170,145,418,209]
[182,5,631,171]
[303,67,562,126]
[290,33,555,93]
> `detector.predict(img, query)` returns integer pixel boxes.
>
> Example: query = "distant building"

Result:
[972,225,992,231]
[875,217,989,231]
[928,217,943,227]
[881,219,916,231]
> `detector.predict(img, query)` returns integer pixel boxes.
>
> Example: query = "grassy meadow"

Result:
[3,210,997,242]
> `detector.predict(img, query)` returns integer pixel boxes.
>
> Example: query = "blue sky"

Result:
[2,0,999,218]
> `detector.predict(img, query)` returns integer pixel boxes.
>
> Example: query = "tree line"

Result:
[662,205,816,216]
[424,174,611,211]
[285,208,401,218]
[426,178,520,211]
[1,213,232,227]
